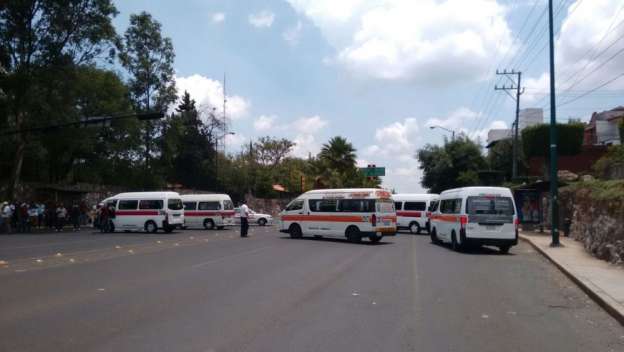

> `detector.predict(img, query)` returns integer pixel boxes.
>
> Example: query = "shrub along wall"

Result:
[560,180,624,265]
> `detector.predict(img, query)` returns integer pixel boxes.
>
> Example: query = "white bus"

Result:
[278,188,397,243]
[392,193,439,234]
[429,187,518,253]
[181,194,235,230]
[103,192,184,233]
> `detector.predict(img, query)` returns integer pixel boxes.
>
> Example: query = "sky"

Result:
[112,0,624,193]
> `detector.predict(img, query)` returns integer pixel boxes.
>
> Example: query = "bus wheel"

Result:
[145,221,158,233]
[430,228,441,245]
[289,224,302,239]
[409,222,420,234]
[346,226,361,243]
[203,219,215,230]
[369,233,382,244]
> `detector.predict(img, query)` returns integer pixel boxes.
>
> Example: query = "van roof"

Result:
[107,191,181,200]
[180,194,232,201]
[440,187,512,197]
[392,193,439,201]
[302,188,392,198]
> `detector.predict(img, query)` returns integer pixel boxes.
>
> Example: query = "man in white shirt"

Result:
[239,201,249,237]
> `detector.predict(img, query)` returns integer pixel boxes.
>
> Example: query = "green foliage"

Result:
[620,120,624,144]
[417,137,487,193]
[564,179,624,203]
[487,138,527,181]
[521,123,584,158]
[593,145,624,179]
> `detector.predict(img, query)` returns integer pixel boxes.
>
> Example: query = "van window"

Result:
[223,200,234,210]
[183,202,197,211]
[440,199,461,214]
[285,199,304,211]
[139,200,164,210]
[376,199,395,213]
[394,202,403,211]
[339,199,375,212]
[118,200,138,210]
[404,202,426,211]
[467,196,514,216]
[198,201,220,210]
[309,199,337,212]
[428,200,439,212]
[168,199,183,210]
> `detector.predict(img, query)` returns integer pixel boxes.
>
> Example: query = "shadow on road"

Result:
[279,236,392,246]
[431,241,515,256]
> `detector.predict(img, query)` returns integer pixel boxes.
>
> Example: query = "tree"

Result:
[313,136,379,188]
[253,137,295,167]
[319,136,357,173]
[0,0,119,198]
[522,123,584,158]
[119,11,176,186]
[487,138,526,182]
[417,137,487,193]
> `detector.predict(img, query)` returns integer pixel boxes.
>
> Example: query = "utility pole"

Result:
[548,0,560,247]
[495,69,524,180]
[222,73,227,157]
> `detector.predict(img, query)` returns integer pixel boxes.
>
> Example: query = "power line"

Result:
[557,72,624,107]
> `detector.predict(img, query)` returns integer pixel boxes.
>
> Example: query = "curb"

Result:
[520,235,624,327]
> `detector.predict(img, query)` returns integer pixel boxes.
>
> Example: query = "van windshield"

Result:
[467,196,514,216]
[168,199,184,210]
[223,200,234,210]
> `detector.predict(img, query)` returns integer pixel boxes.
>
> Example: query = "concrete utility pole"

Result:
[548,0,560,247]
[495,70,524,180]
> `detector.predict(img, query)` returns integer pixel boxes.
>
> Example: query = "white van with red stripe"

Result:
[181,194,235,230]
[392,194,439,234]
[103,192,184,233]
[278,188,397,243]
[430,187,518,253]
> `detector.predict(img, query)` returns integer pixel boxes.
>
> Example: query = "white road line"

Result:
[191,246,274,269]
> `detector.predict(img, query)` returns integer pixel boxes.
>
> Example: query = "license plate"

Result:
[486,225,496,231]
[173,214,180,217]
[383,221,390,226]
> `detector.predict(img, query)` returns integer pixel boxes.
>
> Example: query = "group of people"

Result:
[0,201,89,234]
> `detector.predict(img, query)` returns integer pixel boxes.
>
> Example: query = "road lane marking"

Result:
[55,253,62,257]
[191,245,274,269]
[35,259,43,263]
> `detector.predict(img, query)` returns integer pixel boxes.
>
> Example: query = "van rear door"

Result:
[466,196,515,239]
[375,199,396,233]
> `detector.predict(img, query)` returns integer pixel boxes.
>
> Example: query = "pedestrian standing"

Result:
[37,203,45,229]
[56,204,67,232]
[239,201,249,238]
[70,204,80,231]
[1,202,11,234]
[99,204,109,233]
[18,203,28,233]
[28,203,38,232]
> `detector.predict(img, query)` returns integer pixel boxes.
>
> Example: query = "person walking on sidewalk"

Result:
[1,202,11,234]
[239,200,250,238]
[55,204,67,232]
[70,204,81,231]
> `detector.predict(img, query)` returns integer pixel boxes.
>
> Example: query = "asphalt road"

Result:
[1,227,623,352]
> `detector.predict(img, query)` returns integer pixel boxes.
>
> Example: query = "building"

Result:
[486,129,512,147]
[486,108,544,148]
[583,106,624,146]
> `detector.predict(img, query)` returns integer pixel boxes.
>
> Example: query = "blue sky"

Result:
[112,0,624,192]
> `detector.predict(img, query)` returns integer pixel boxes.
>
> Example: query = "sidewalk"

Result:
[520,230,624,326]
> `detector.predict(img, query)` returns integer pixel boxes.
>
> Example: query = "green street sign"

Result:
[360,167,385,177]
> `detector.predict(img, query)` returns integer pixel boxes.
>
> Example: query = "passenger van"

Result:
[102,192,184,233]
[430,187,518,253]
[278,188,397,243]
[393,193,439,234]
[181,194,235,230]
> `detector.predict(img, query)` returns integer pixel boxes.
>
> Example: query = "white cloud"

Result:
[254,115,276,131]
[287,0,514,84]
[283,20,303,45]
[211,12,225,24]
[291,134,320,158]
[287,115,329,158]
[291,115,328,134]
[224,133,246,152]
[424,106,507,142]
[248,10,275,28]
[175,74,250,120]
[366,117,420,157]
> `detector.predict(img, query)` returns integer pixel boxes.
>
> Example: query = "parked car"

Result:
[234,207,273,226]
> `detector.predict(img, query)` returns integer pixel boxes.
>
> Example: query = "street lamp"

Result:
[429,125,456,141]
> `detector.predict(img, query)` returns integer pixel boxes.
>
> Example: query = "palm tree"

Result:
[319,136,357,172]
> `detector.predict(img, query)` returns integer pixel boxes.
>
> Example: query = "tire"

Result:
[409,222,420,234]
[289,224,302,239]
[145,221,158,233]
[451,231,463,252]
[217,226,225,230]
[203,218,215,230]
[369,233,382,243]
[164,224,174,233]
[346,226,362,243]
[499,245,511,254]
[430,228,441,244]
[258,218,267,226]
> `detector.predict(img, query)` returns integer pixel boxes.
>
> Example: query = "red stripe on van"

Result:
[397,211,421,218]
[185,211,236,217]
[116,210,159,216]
[281,215,365,223]
[430,214,460,223]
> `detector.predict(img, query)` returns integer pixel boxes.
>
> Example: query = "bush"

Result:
[594,145,624,179]
[522,123,584,158]
[620,120,624,144]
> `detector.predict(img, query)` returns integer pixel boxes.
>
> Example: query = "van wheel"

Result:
[346,226,362,243]
[145,221,158,233]
[430,228,441,244]
[289,224,302,239]
[164,224,174,233]
[451,231,462,252]
[217,226,225,230]
[203,219,215,230]
[258,218,267,226]
[369,233,382,243]
[409,222,420,234]
[499,245,511,254]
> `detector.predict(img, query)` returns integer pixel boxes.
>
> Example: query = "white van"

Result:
[181,194,235,230]
[102,192,184,233]
[393,193,439,234]
[429,187,518,253]
[278,188,397,243]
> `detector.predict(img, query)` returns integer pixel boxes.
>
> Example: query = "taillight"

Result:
[426,212,431,218]
[371,214,377,227]
[514,217,519,230]
[460,215,468,230]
